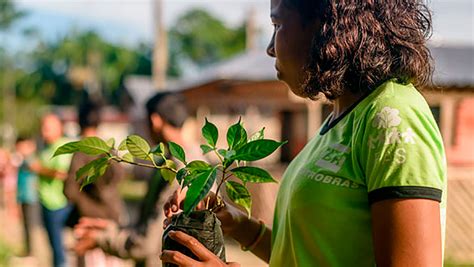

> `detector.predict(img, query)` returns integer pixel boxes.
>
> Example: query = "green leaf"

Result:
[232,139,287,161]
[226,181,252,216]
[186,160,211,173]
[151,142,166,155]
[183,167,217,215]
[230,166,277,184]
[176,168,188,184]
[122,152,134,162]
[168,141,186,164]
[183,172,199,188]
[161,160,176,183]
[118,139,128,150]
[126,135,152,160]
[106,138,115,149]
[79,158,109,190]
[76,157,107,181]
[202,118,218,147]
[53,141,80,157]
[226,119,247,150]
[200,144,213,155]
[218,149,236,160]
[249,127,265,142]
[77,137,111,156]
[218,149,226,157]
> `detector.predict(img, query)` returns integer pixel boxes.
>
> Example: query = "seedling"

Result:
[54,118,286,216]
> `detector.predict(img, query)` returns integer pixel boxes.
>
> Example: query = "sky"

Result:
[5,0,474,50]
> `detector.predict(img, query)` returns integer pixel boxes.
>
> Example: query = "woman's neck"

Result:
[332,91,364,119]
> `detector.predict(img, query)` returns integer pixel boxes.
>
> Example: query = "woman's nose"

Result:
[266,32,276,58]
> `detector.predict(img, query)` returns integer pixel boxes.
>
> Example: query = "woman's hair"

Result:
[284,0,433,100]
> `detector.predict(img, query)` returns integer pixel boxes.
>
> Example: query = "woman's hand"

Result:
[163,190,248,236]
[160,230,240,267]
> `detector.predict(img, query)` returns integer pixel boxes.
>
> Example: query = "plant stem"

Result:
[213,148,224,163]
[111,156,177,173]
[215,167,227,198]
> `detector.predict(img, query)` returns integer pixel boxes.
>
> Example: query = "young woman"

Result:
[161,0,447,266]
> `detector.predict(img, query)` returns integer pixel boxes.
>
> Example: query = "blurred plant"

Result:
[0,0,25,30]
[55,119,285,216]
[169,8,246,70]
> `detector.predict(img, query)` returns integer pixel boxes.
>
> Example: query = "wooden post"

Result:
[153,0,168,90]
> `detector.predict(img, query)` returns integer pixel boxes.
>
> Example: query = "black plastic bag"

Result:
[162,210,226,266]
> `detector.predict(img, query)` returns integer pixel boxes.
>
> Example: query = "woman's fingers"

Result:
[164,189,186,218]
[168,231,213,261]
[160,250,197,267]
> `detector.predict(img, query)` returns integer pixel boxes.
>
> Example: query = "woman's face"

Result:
[267,0,320,97]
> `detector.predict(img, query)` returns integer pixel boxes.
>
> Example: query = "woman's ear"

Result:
[150,113,164,132]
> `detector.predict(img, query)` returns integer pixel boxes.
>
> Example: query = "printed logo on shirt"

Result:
[302,168,360,189]
[369,106,418,164]
[315,143,350,173]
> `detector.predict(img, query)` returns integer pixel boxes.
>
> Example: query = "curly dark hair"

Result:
[284,0,433,100]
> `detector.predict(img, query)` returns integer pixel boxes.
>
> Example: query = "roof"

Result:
[431,45,474,87]
[170,44,474,91]
[169,50,276,91]
[127,44,473,94]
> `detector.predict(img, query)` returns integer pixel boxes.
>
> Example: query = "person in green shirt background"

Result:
[161,0,447,266]
[30,113,73,267]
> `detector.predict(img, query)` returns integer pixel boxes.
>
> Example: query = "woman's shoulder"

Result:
[357,80,431,119]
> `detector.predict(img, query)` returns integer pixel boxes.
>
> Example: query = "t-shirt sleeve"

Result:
[357,99,446,205]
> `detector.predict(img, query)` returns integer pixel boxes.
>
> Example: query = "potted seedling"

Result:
[54,118,286,265]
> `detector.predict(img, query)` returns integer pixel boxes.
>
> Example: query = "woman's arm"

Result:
[226,216,272,263]
[371,198,442,267]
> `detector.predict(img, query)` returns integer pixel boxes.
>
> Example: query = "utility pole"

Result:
[153,0,168,90]
[246,7,258,52]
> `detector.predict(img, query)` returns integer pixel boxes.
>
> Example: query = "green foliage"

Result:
[53,141,81,157]
[54,118,285,216]
[202,118,218,147]
[78,157,109,190]
[0,0,25,30]
[161,160,177,182]
[230,166,277,184]
[126,135,152,161]
[249,127,265,142]
[184,167,217,215]
[200,144,213,154]
[169,8,246,67]
[226,181,252,216]
[232,140,287,161]
[168,141,186,165]
[227,119,247,150]
[77,137,112,156]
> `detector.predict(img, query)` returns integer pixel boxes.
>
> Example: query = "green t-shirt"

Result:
[270,80,447,267]
[38,138,73,210]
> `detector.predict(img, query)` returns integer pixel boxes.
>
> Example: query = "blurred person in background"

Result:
[30,113,73,267]
[64,99,125,267]
[15,136,39,257]
[0,148,17,222]
[74,92,200,267]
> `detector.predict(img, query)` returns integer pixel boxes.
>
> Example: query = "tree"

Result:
[0,0,25,30]
[169,8,246,72]
[16,30,152,106]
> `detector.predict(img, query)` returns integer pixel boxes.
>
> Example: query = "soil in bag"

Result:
[162,210,226,267]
